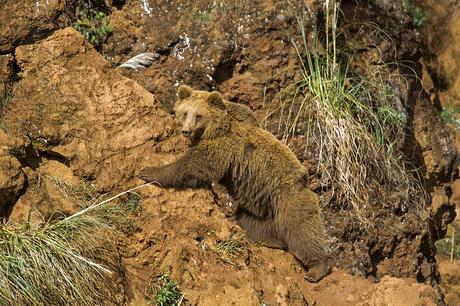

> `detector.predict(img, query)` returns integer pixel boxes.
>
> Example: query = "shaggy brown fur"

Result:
[176,85,256,215]
[177,85,257,126]
[140,86,331,282]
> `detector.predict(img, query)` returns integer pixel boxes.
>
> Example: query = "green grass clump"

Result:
[96,193,141,235]
[124,193,141,212]
[74,7,112,48]
[440,103,460,129]
[436,223,460,260]
[146,273,184,306]
[0,82,11,112]
[0,183,151,305]
[46,175,142,235]
[0,213,114,305]
[264,1,427,227]
[403,0,425,27]
[197,10,211,25]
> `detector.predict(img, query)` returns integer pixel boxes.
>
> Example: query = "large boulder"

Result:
[3,27,177,221]
[0,0,69,53]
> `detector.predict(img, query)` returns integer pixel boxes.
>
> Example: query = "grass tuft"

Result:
[96,193,142,235]
[216,233,248,266]
[46,175,98,207]
[197,10,211,25]
[263,1,427,227]
[0,183,152,305]
[0,212,113,305]
[436,223,460,261]
[146,273,184,306]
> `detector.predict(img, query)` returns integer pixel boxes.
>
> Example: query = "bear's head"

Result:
[174,85,228,143]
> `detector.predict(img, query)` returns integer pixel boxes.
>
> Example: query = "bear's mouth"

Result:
[183,134,200,147]
[184,136,194,146]
[181,128,205,147]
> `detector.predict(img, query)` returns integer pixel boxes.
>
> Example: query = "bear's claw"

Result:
[305,260,331,283]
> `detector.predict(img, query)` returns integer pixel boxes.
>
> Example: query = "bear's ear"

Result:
[207,92,227,111]
[177,85,193,100]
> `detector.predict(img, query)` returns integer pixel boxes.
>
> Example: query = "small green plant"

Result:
[197,10,210,25]
[440,103,460,129]
[404,0,425,27]
[74,8,112,48]
[436,223,460,260]
[146,273,184,306]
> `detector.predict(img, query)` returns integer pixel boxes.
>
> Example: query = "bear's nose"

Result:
[182,130,192,137]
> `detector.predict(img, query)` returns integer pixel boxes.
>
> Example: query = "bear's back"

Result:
[220,123,306,209]
[230,123,303,177]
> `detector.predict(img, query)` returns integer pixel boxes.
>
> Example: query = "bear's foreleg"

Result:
[140,144,229,188]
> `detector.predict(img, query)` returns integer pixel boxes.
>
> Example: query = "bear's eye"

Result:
[196,114,203,120]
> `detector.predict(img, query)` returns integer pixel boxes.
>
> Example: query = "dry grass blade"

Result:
[216,233,248,266]
[45,175,98,207]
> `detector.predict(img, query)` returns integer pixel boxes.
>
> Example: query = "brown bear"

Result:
[174,86,257,216]
[140,85,331,282]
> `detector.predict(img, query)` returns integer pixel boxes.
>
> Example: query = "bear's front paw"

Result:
[139,167,157,182]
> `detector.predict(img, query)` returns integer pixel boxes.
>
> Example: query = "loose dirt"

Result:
[0,0,458,305]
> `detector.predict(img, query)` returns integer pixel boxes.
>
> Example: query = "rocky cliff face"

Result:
[0,0,457,305]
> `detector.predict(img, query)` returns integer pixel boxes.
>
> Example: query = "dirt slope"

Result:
[0,0,458,305]
[420,1,460,304]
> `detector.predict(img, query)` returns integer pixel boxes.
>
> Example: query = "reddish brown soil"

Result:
[0,0,458,305]
[420,0,460,304]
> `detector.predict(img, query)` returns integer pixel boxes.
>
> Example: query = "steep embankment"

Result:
[0,0,457,305]
[418,0,460,304]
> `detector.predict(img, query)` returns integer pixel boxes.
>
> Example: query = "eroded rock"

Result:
[6,28,174,194]
[0,132,25,217]
[0,0,69,53]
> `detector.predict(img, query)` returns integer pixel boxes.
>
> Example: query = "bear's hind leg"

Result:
[280,192,331,282]
[305,259,332,283]
[287,219,331,282]
[236,210,287,250]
